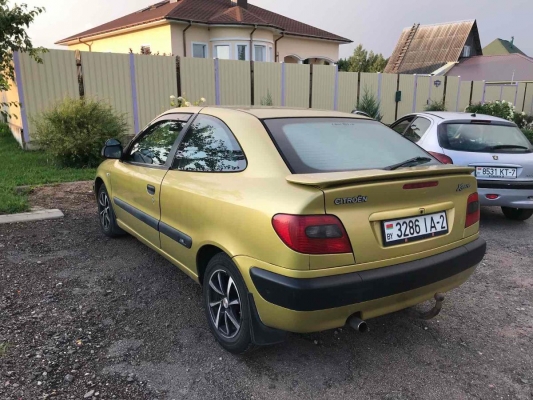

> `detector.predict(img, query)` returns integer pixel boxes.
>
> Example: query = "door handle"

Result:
[147,185,156,195]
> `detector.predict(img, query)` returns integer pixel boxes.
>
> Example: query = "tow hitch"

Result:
[418,293,445,320]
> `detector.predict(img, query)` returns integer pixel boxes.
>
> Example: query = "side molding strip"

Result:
[113,197,192,249]
[113,197,159,231]
[159,222,193,249]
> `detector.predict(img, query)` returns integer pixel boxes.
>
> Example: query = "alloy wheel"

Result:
[207,269,242,339]
[98,191,111,231]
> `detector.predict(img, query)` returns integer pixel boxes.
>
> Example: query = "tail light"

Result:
[465,192,480,228]
[428,151,453,164]
[272,214,352,254]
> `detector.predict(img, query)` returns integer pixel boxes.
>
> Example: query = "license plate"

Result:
[476,167,517,179]
[382,212,448,246]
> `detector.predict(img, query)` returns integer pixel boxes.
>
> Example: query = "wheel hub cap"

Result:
[207,270,242,339]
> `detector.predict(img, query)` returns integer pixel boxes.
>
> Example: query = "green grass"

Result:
[0,123,96,214]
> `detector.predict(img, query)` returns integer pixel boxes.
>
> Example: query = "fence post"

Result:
[13,51,29,147]
[455,76,462,112]
[499,85,503,101]
[356,72,361,109]
[442,76,448,107]
[250,60,255,106]
[428,76,433,105]
[395,73,400,120]
[308,64,313,108]
[333,65,339,111]
[377,72,383,104]
[214,58,221,106]
[176,56,182,97]
[481,80,486,103]
[523,83,529,112]
[469,81,474,106]
[281,62,286,107]
[128,53,140,134]
[513,84,519,106]
[412,74,418,112]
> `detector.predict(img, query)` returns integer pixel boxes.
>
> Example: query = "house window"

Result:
[236,44,248,61]
[215,45,230,60]
[192,43,207,58]
[254,45,266,62]
[269,47,273,62]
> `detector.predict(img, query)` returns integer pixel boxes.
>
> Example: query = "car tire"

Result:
[97,184,126,237]
[501,207,533,221]
[203,253,254,354]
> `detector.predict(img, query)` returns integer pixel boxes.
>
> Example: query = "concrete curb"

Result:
[0,209,64,225]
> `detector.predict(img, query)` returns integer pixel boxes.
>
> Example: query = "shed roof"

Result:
[56,0,352,45]
[446,54,533,82]
[384,20,482,75]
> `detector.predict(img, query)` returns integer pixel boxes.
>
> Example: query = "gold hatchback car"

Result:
[95,107,486,353]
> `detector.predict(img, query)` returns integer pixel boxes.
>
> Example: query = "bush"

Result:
[425,100,446,112]
[513,112,533,130]
[260,90,273,106]
[466,101,515,122]
[33,98,129,168]
[522,129,533,145]
[0,122,9,135]
[357,87,382,121]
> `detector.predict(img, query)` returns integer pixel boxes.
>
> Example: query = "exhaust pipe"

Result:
[348,315,369,333]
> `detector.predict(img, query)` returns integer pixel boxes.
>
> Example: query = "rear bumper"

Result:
[250,238,486,313]
[478,183,533,208]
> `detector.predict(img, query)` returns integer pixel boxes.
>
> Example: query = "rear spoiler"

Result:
[286,165,474,189]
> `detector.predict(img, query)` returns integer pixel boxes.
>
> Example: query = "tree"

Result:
[1,0,46,119]
[337,44,388,73]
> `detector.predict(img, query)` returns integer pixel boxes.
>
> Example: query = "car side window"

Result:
[126,119,188,166]
[403,117,431,143]
[391,117,414,134]
[174,115,247,172]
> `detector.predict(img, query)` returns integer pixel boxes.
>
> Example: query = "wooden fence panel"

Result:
[458,81,472,112]
[18,49,79,142]
[219,59,251,106]
[397,74,415,118]
[445,76,460,111]
[254,62,282,106]
[134,54,177,129]
[415,76,431,112]
[82,52,135,135]
[312,65,336,110]
[180,57,215,106]
[471,81,485,104]
[337,72,358,113]
[516,83,527,111]
[381,73,397,124]
[285,64,310,108]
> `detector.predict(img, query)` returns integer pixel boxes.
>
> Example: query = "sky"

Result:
[23,0,533,59]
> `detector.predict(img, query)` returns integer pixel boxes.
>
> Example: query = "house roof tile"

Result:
[57,0,351,44]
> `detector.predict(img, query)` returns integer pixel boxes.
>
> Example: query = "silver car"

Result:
[390,112,533,221]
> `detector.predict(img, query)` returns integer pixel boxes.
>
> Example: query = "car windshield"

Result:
[438,123,533,153]
[264,118,439,173]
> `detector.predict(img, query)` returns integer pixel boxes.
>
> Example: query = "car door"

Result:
[159,114,247,277]
[111,114,192,248]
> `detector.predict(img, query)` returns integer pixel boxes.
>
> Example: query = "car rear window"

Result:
[438,123,533,153]
[263,118,438,173]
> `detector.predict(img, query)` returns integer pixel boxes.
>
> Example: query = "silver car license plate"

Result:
[476,167,517,179]
[382,212,448,247]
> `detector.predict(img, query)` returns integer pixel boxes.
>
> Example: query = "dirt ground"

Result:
[1,181,532,400]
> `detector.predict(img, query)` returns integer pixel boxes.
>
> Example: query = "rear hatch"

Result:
[437,119,533,183]
[288,166,478,267]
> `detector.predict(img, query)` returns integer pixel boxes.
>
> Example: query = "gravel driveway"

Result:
[1,182,532,400]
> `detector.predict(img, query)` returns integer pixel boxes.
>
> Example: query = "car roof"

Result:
[414,111,509,122]
[164,106,369,120]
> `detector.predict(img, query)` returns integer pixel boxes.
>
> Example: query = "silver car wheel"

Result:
[207,269,242,339]
[98,191,111,231]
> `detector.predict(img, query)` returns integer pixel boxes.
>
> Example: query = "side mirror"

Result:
[102,138,123,160]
